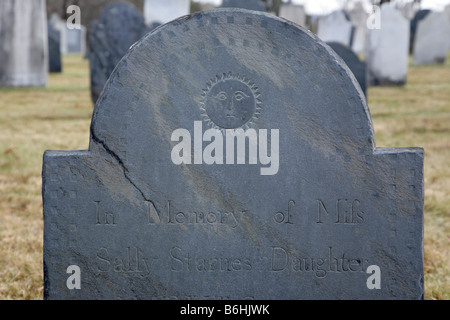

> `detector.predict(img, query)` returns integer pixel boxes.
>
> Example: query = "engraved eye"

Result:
[216,92,227,101]
[234,91,249,101]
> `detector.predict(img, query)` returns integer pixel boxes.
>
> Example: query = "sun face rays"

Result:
[200,72,262,132]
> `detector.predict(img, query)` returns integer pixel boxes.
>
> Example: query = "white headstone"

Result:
[413,11,450,65]
[366,4,410,86]
[66,25,86,54]
[346,3,368,54]
[278,4,306,28]
[0,0,48,87]
[144,0,190,25]
[317,11,353,47]
[444,5,450,50]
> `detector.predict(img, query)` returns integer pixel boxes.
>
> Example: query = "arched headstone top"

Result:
[91,9,374,166]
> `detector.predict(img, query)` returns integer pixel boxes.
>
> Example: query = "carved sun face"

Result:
[200,73,261,130]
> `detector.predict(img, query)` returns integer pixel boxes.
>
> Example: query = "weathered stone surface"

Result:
[366,4,410,86]
[278,4,306,27]
[0,0,48,87]
[43,9,424,300]
[317,11,354,47]
[144,0,190,25]
[89,2,148,103]
[48,22,62,73]
[327,42,367,96]
[222,0,265,12]
[413,11,450,65]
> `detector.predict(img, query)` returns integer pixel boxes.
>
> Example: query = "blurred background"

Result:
[0,0,449,299]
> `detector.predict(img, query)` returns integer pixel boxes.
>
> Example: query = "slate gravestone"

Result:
[89,2,149,103]
[144,0,190,25]
[0,0,48,87]
[317,11,354,47]
[413,11,450,65]
[222,0,266,12]
[48,22,62,73]
[43,9,424,300]
[327,42,367,97]
[410,10,430,53]
[366,4,410,86]
[278,4,306,27]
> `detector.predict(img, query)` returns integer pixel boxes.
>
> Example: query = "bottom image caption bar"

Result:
[179,304,270,317]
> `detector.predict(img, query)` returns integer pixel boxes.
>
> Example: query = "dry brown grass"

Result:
[0,53,448,300]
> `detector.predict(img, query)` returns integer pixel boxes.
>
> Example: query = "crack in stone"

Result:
[90,126,158,211]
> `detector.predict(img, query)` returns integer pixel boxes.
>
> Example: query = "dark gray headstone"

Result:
[48,22,62,73]
[89,2,148,103]
[222,0,266,12]
[327,42,367,97]
[0,0,48,87]
[43,9,424,300]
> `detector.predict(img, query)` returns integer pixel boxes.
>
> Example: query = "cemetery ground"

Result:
[0,54,448,300]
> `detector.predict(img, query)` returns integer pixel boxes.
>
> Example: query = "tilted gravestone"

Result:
[89,2,149,103]
[327,42,367,97]
[366,4,410,86]
[0,0,48,87]
[413,11,450,65]
[144,0,190,25]
[48,22,62,73]
[317,11,354,47]
[222,0,266,12]
[43,9,424,300]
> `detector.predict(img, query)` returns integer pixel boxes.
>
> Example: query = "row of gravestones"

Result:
[47,13,87,74]
[315,4,450,87]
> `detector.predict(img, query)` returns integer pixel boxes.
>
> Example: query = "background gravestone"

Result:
[317,11,354,47]
[278,4,306,28]
[43,9,424,300]
[327,42,367,97]
[346,2,368,55]
[413,11,450,65]
[445,5,450,50]
[89,2,149,104]
[144,0,190,25]
[409,9,430,53]
[0,0,48,87]
[48,21,62,73]
[67,26,87,55]
[366,4,410,86]
[222,0,266,12]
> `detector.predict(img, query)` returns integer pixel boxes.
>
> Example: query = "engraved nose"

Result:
[227,98,234,110]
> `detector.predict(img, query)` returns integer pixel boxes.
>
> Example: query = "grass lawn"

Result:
[0,54,448,300]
